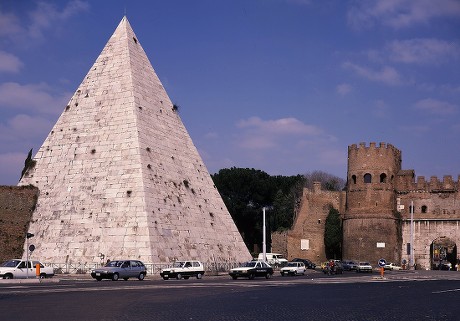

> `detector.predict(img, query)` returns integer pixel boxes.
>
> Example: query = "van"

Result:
[257,253,288,266]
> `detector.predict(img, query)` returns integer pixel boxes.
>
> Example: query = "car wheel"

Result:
[265,273,271,279]
[249,273,255,280]
[294,271,298,276]
[231,276,237,280]
[112,273,119,281]
[281,272,285,276]
[123,277,129,281]
[196,273,202,279]
[95,277,102,281]
[162,276,169,280]
[138,273,145,281]
[176,273,182,280]
[4,274,13,279]
[39,273,46,279]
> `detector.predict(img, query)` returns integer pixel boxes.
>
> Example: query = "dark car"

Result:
[229,261,274,280]
[90,260,147,281]
[342,260,358,271]
[292,258,316,269]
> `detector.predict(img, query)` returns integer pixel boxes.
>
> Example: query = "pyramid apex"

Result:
[18,16,252,265]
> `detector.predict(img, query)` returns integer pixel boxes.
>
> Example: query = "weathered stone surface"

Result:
[277,142,459,270]
[18,17,251,265]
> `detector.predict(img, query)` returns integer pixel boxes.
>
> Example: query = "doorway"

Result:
[430,236,457,270]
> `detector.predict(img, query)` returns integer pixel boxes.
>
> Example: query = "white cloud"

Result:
[0,50,23,73]
[337,83,352,95]
[237,117,322,136]
[414,98,458,115]
[235,117,326,151]
[0,1,89,43]
[27,1,89,40]
[0,152,26,184]
[388,39,460,64]
[0,114,54,142]
[0,11,23,37]
[348,0,460,30]
[0,82,71,115]
[343,62,402,85]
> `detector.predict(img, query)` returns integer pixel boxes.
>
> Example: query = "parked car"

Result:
[280,262,306,276]
[229,261,274,279]
[440,261,452,271]
[292,258,316,269]
[0,259,54,279]
[342,260,358,271]
[90,260,147,281]
[160,260,204,280]
[384,262,402,271]
[322,260,343,274]
[356,262,373,273]
[257,253,288,267]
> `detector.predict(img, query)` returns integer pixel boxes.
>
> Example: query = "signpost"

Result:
[378,258,386,277]
[25,233,34,279]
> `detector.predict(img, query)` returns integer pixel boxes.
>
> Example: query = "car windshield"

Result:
[243,261,257,268]
[173,261,186,267]
[0,260,21,267]
[105,261,124,267]
[287,262,296,267]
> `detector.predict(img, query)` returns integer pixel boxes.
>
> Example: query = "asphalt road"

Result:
[1,271,459,320]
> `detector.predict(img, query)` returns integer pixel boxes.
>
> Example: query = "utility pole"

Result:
[262,207,266,262]
[410,200,414,269]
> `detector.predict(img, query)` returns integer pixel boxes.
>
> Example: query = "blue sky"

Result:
[1,0,460,185]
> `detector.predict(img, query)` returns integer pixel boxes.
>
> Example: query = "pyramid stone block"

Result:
[19,17,251,265]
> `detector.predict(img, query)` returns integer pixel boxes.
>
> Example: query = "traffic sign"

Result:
[378,258,386,267]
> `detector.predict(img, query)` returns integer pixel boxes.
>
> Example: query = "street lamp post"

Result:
[410,200,414,269]
[262,207,266,262]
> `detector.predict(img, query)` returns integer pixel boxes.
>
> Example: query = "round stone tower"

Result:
[343,142,402,265]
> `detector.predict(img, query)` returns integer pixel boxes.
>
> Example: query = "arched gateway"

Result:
[430,237,457,270]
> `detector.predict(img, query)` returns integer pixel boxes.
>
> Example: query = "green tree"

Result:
[20,148,36,180]
[324,207,342,259]
[211,168,305,252]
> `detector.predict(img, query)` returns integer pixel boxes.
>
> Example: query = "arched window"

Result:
[421,205,427,213]
[352,175,357,184]
[364,173,372,183]
[380,173,387,183]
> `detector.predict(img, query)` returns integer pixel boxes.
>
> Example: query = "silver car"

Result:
[90,260,147,281]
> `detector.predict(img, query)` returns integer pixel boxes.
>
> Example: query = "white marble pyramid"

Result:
[19,17,251,265]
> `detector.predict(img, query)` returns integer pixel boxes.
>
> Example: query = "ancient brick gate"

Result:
[402,219,459,270]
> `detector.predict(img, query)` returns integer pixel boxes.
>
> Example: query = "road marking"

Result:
[432,288,460,294]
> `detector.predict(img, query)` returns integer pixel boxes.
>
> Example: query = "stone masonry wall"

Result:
[275,182,345,265]
[0,185,38,262]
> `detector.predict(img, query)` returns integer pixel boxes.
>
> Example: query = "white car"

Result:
[384,262,402,271]
[356,262,373,273]
[0,259,54,279]
[280,262,306,276]
[160,261,205,280]
[257,253,288,267]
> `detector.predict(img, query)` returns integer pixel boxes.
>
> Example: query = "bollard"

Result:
[380,267,384,278]
[36,263,41,277]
